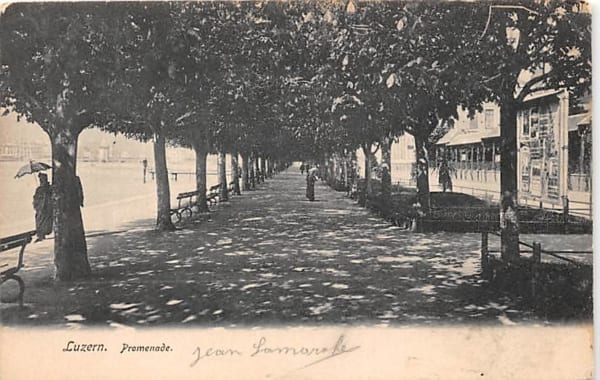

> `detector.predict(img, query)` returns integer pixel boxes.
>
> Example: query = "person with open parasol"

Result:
[15,160,53,241]
[33,172,53,241]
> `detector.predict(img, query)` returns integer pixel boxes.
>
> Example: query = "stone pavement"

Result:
[1,167,557,326]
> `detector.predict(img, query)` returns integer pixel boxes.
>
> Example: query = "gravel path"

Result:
[1,168,552,326]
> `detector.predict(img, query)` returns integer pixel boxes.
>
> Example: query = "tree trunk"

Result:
[327,156,333,184]
[193,140,209,213]
[231,152,241,195]
[350,150,357,188]
[254,156,261,184]
[362,145,372,195]
[381,136,392,201]
[218,151,228,201]
[264,157,270,178]
[260,156,266,181]
[241,153,250,191]
[500,101,520,261]
[266,157,273,178]
[153,132,175,231]
[343,155,350,189]
[249,155,256,189]
[414,134,431,209]
[50,127,91,281]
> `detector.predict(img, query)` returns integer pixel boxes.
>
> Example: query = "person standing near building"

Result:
[438,159,452,192]
[33,173,53,242]
[380,163,391,195]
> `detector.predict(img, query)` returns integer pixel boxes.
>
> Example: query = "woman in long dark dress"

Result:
[438,159,452,192]
[33,173,53,241]
[306,170,316,201]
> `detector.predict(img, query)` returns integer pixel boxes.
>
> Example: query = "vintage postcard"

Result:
[0,1,594,379]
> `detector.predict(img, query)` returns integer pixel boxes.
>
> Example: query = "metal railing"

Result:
[481,231,592,266]
[480,230,592,297]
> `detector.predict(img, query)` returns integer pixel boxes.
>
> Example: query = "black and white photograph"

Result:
[0,1,594,379]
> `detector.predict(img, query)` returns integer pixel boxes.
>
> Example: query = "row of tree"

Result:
[0,1,590,280]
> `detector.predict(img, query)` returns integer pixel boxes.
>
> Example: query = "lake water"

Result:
[0,158,230,236]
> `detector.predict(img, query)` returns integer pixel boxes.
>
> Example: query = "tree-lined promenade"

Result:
[0,1,591,281]
[4,167,591,325]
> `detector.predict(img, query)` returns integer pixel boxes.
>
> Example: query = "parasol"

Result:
[14,161,52,179]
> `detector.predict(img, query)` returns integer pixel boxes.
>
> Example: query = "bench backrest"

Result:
[0,231,36,252]
[176,190,200,200]
[1,230,35,274]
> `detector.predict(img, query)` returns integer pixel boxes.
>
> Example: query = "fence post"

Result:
[562,196,569,233]
[531,242,541,299]
[481,231,489,278]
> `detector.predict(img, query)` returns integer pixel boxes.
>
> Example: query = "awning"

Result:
[435,129,458,145]
[569,113,591,132]
[521,88,565,103]
[445,129,500,146]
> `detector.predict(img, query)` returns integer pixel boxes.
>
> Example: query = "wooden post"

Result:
[481,231,489,278]
[532,242,541,263]
[562,196,569,233]
[479,143,484,178]
[558,90,570,208]
[531,242,542,299]
[470,146,474,171]
[491,141,496,180]
[579,128,586,176]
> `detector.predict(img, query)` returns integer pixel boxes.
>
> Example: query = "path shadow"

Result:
[1,171,586,327]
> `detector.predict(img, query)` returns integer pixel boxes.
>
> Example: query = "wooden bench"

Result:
[170,191,200,223]
[228,180,238,195]
[1,230,36,306]
[171,182,237,223]
[206,184,221,206]
[171,181,238,223]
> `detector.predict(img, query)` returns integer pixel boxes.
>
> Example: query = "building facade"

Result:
[431,92,591,217]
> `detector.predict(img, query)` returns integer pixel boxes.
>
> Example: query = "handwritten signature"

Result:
[190,334,360,369]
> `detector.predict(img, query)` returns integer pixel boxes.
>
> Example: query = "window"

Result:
[522,109,530,136]
[484,109,495,129]
[469,116,478,129]
[529,106,539,138]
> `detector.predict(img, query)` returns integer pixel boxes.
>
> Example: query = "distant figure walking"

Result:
[306,169,317,201]
[300,163,305,175]
[142,158,148,183]
[438,159,452,192]
[33,173,53,242]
